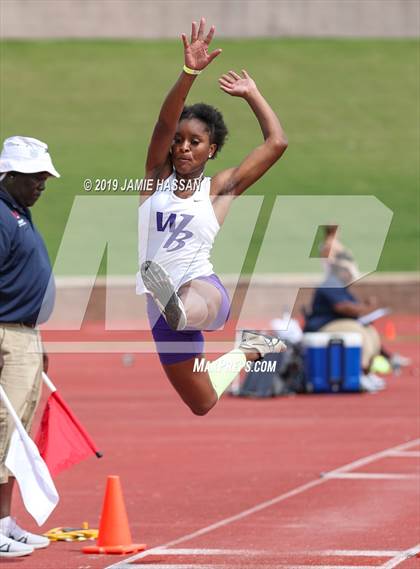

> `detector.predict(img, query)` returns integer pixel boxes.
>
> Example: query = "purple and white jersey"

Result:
[136,172,220,295]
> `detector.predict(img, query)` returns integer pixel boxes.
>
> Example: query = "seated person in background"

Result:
[304,252,384,390]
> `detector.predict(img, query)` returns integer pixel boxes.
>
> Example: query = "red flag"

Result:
[35,392,102,476]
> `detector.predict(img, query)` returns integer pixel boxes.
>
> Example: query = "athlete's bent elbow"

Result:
[271,137,288,157]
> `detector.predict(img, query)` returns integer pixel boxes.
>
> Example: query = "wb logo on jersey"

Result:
[156,212,194,252]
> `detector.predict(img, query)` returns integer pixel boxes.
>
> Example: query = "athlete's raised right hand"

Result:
[181,17,222,71]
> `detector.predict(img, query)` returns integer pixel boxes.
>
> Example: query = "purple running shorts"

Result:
[147,274,230,365]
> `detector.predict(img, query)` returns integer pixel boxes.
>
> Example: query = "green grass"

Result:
[0,39,418,273]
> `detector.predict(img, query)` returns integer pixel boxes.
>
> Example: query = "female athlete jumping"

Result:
[137,18,288,415]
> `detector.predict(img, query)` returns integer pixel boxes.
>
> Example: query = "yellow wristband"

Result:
[183,64,202,76]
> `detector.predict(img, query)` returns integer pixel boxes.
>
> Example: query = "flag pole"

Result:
[0,386,27,438]
[42,372,57,393]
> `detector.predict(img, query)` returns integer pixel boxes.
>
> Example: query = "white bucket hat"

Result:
[0,136,60,178]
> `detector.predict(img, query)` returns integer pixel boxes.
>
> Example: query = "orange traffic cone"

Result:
[384,320,396,341]
[83,475,146,555]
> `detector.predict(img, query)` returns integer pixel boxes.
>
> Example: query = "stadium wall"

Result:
[1,0,419,39]
[49,274,420,326]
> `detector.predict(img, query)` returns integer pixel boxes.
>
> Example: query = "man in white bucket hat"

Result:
[0,136,59,558]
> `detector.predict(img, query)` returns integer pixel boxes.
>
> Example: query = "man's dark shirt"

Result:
[0,187,55,324]
[304,273,356,332]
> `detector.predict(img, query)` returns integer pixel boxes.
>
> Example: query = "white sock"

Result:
[208,349,247,398]
[0,516,11,534]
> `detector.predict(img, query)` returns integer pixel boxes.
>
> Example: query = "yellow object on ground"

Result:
[44,522,98,541]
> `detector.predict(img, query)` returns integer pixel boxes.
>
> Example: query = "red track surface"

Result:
[3,315,419,569]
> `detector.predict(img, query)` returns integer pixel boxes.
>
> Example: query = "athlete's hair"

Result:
[179,103,228,159]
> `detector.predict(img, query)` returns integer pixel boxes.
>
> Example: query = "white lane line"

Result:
[278,566,377,569]
[113,565,234,569]
[316,550,401,557]
[380,543,420,568]
[144,548,402,558]
[324,472,418,480]
[105,438,420,569]
[326,438,420,476]
[387,450,420,458]
[114,565,377,569]
[146,548,266,556]
[149,548,264,557]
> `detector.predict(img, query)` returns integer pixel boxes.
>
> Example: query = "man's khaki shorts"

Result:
[0,324,43,484]
[320,319,381,370]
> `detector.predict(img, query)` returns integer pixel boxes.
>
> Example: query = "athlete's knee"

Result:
[188,396,217,416]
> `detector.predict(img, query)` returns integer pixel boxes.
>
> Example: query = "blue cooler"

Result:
[303,332,361,393]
